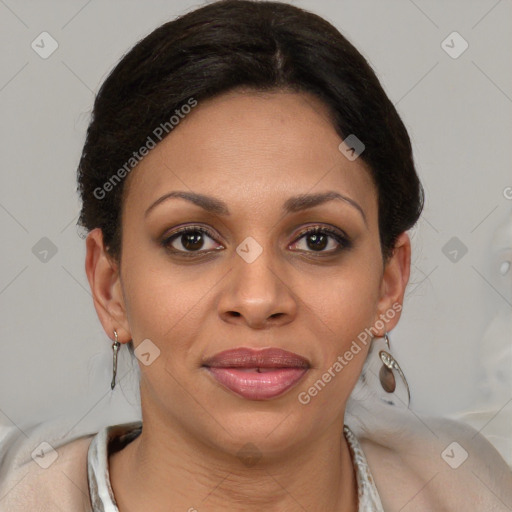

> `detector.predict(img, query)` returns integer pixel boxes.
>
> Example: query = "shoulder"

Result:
[356,411,512,511]
[0,421,96,511]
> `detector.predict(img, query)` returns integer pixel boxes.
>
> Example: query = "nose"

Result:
[217,248,297,329]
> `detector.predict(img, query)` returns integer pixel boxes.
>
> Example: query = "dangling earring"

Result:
[111,329,121,390]
[378,332,410,407]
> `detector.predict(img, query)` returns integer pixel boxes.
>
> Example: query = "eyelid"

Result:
[292,223,349,242]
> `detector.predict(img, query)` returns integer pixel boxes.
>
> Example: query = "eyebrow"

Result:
[144,190,367,225]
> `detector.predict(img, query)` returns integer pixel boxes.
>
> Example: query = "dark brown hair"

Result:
[77,0,424,263]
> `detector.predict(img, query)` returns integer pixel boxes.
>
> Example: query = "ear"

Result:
[84,228,131,343]
[374,231,411,335]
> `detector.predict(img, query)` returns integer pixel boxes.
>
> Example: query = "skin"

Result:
[85,88,410,512]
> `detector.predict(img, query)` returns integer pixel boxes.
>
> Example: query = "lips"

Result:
[202,347,310,369]
[202,347,310,400]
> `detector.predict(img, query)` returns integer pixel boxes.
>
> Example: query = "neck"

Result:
[109,411,358,512]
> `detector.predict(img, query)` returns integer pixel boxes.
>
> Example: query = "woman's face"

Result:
[87,89,410,454]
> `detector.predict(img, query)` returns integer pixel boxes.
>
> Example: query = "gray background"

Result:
[1,0,511,463]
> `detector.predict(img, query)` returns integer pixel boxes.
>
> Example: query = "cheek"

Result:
[334,272,380,336]
[292,267,380,412]
[122,260,210,346]
[120,255,214,402]
[306,261,381,374]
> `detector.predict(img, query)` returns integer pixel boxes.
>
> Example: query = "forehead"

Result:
[122,89,377,222]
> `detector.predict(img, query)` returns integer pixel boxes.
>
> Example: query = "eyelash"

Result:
[160,224,351,257]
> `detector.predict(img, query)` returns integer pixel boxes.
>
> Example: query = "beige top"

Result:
[1,407,512,511]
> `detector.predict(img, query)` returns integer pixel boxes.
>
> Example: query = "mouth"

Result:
[202,347,310,400]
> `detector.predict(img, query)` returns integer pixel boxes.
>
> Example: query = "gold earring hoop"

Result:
[378,332,410,407]
[111,329,121,390]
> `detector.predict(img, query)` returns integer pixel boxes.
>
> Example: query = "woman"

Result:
[1,1,511,510]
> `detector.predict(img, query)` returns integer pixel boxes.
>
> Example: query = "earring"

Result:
[111,329,121,390]
[378,332,410,407]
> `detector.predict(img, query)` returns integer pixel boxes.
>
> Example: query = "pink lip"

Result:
[202,348,310,400]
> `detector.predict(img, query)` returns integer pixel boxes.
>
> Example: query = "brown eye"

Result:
[290,226,351,254]
[161,226,222,254]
